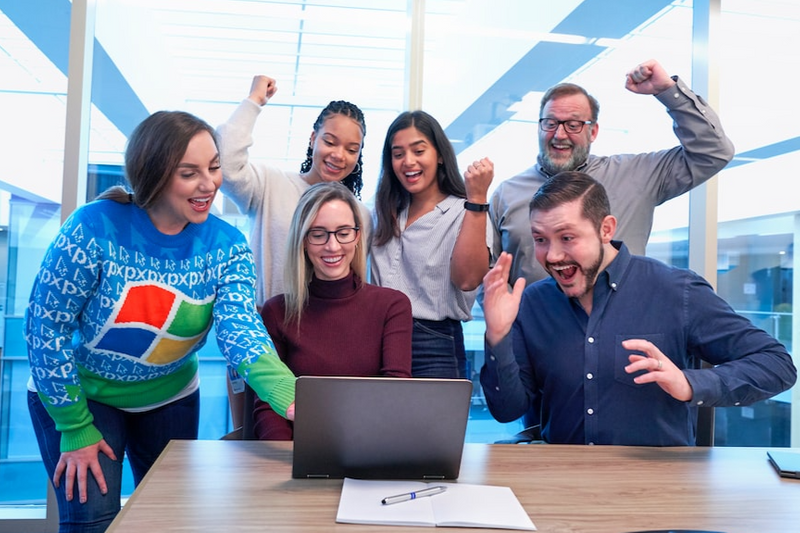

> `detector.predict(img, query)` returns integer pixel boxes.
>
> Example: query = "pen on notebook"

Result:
[381,486,447,505]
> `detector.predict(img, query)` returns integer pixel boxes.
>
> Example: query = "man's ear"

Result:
[589,122,599,143]
[600,215,616,243]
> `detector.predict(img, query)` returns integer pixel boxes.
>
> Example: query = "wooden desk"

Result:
[107,440,800,533]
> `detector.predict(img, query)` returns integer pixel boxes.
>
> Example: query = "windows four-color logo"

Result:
[88,282,214,365]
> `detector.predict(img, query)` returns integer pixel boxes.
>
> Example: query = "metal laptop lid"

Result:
[292,376,472,479]
[767,450,800,479]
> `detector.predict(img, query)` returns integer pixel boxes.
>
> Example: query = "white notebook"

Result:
[336,478,537,530]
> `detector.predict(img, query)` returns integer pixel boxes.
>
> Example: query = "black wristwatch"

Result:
[464,201,490,212]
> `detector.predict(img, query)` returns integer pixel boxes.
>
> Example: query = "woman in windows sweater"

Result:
[26,110,296,532]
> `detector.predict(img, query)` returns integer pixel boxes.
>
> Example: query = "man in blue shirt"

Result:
[480,171,796,446]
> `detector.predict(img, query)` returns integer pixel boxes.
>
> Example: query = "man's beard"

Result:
[539,142,590,176]
[547,239,604,301]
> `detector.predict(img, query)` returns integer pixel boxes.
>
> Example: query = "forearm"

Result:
[684,275,797,407]
[479,335,531,423]
[656,76,735,183]
[216,99,264,212]
[685,348,796,407]
[450,210,491,290]
[38,393,103,452]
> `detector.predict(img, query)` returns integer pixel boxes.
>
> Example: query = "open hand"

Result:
[623,338,693,401]
[54,439,117,504]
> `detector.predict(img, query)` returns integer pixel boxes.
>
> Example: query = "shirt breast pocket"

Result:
[614,333,666,388]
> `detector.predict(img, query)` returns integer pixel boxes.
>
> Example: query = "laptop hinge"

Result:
[306,474,330,479]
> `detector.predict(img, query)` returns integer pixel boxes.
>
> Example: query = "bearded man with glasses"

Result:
[488,59,734,290]
[483,58,735,439]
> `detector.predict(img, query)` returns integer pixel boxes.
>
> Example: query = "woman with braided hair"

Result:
[216,75,370,426]
[216,74,370,304]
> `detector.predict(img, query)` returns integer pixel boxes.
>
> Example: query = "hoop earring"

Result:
[352,162,361,175]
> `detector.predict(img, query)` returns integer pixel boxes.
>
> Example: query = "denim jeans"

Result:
[28,389,200,533]
[411,318,467,379]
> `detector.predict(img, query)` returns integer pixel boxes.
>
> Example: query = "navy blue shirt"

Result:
[480,242,796,446]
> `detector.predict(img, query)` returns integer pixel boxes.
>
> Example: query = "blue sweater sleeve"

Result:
[25,207,104,451]
[213,241,296,415]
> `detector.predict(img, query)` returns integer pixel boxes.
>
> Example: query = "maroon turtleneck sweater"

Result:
[254,271,413,440]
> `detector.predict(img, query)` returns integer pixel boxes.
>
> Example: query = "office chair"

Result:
[220,384,257,440]
[494,425,544,444]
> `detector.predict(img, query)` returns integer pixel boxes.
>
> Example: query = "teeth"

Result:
[323,256,343,263]
[405,171,421,177]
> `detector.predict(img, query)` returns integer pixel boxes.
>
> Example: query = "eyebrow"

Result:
[321,132,361,149]
[177,154,220,168]
[392,139,426,151]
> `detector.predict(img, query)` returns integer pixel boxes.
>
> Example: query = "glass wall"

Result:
[1,0,798,526]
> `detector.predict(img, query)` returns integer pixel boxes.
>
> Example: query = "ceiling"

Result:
[2,0,800,207]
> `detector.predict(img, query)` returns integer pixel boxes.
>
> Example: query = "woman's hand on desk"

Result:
[54,439,117,504]
[623,339,694,402]
[286,402,296,421]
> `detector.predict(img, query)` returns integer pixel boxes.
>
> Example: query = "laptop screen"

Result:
[292,376,473,479]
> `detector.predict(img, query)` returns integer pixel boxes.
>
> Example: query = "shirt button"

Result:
[588,337,595,344]
[495,386,500,391]
[673,92,680,99]
[587,408,594,415]
[489,355,495,361]
[610,282,617,290]
[588,442,595,446]
[586,373,593,380]
[696,400,704,406]
[734,402,740,406]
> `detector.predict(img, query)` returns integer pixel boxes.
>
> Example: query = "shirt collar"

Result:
[600,240,629,292]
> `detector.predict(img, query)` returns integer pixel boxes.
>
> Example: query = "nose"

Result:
[324,233,343,251]
[199,170,219,191]
[552,122,569,139]
[329,145,344,162]
[545,241,564,263]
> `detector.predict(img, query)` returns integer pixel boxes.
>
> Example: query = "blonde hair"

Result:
[283,182,367,325]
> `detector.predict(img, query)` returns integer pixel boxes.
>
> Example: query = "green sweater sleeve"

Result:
[237,344,296,417]
[38,389,103,452]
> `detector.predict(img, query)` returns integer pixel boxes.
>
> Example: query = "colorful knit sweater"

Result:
[25,199,296,452]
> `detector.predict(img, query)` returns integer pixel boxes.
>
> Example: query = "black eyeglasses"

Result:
[538,118,593,134]
[306,227,360,245]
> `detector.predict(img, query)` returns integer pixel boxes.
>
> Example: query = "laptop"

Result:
[292,376,472,480]
[767,450,800,479]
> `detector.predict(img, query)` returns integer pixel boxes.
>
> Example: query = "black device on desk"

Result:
[292,376,472,480]
[767,450,800,479]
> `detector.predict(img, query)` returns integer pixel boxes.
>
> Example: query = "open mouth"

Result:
[189,197,212,211]
[550,263,578,283]
[549,142,573,153]
[404,170,422,182]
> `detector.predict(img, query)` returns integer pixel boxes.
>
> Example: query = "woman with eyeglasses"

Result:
[216,75,371,425]
[254,182,412,440]
[370,110,494,380]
